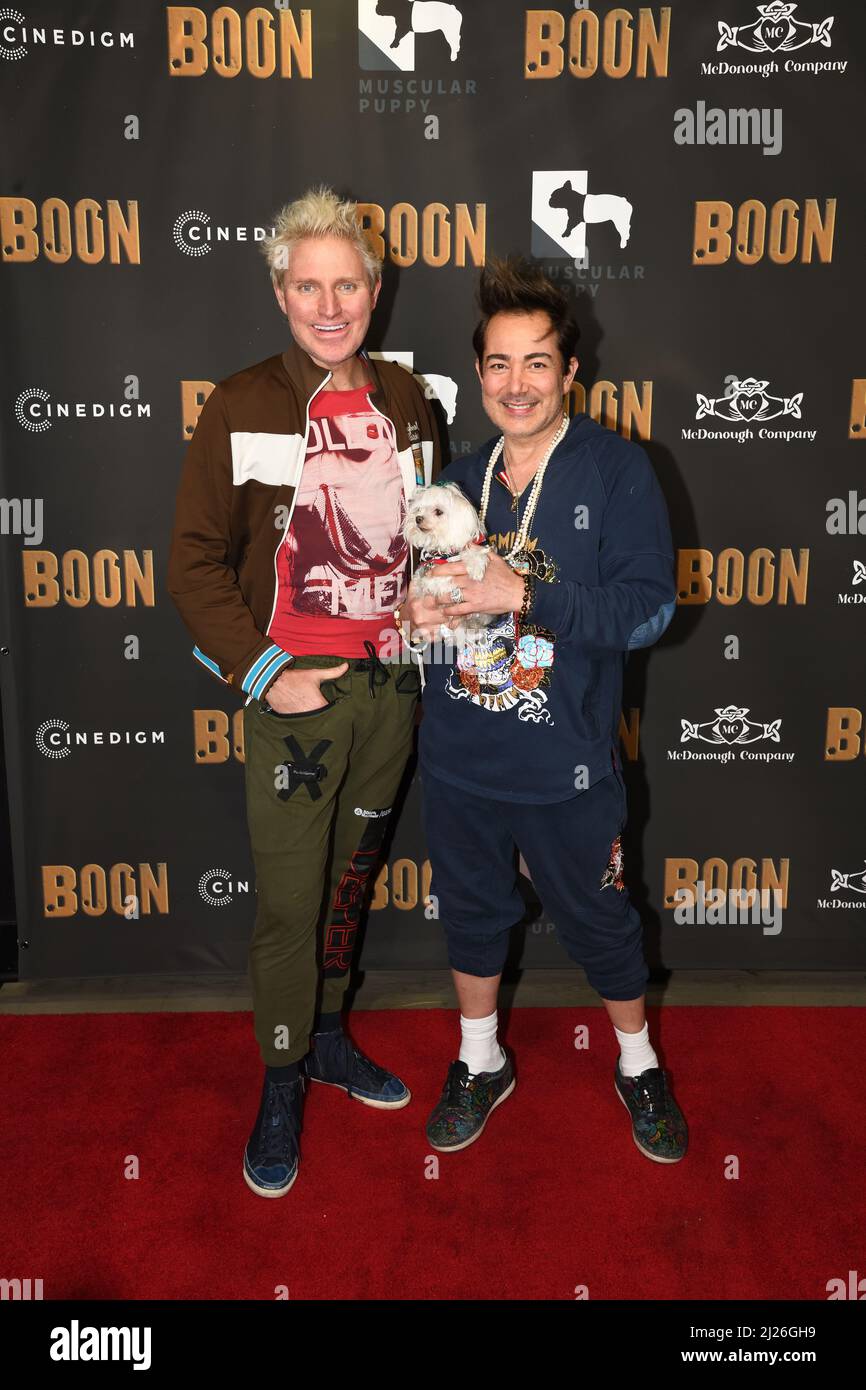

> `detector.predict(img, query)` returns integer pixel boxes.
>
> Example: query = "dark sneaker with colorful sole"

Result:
[300,1027,411,1109]
[614,1059,688,1164]
[426,1050,516,1152]
[243,1073,304,1198]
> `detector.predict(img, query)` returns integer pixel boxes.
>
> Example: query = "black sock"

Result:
[312,1010,343,1035]
[265,1061,299,1083]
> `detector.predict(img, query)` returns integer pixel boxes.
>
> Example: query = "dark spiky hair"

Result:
[472,257,579,370]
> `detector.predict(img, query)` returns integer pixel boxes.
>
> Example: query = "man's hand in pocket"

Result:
[264,662,349,714]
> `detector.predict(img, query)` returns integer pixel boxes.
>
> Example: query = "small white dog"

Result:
[403,481,494,643]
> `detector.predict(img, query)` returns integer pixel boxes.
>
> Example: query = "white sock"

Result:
[614,1022,658,1078]
[459,1011,506,1075]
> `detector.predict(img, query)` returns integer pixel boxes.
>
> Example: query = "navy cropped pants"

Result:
[421,766,649,1001]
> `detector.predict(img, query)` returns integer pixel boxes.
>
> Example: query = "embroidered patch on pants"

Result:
[600,834,626,891]
[275,735,331,802]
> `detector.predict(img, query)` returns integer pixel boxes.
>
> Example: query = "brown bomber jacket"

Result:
[167,340,443,703]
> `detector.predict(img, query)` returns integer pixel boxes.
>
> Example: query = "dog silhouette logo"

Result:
[531,171,633,259]
[359,0,463,70]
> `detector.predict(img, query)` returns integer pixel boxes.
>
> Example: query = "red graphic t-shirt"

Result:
[267,383,407,657]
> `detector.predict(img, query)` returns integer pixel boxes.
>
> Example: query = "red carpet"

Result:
[0,1005,862,1300]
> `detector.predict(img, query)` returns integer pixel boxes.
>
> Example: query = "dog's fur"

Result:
[403,482,494,643]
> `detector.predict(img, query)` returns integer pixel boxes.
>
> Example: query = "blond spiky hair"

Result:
[261,185,382,289]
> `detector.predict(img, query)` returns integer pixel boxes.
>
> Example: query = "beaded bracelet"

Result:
[518,573,536,626]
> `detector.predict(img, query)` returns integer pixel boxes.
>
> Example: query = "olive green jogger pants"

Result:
[242,652,420,1066]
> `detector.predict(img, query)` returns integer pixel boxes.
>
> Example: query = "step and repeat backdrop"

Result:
[1,1,864,979]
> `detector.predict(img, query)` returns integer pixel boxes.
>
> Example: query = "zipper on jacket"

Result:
[264,368,333,640]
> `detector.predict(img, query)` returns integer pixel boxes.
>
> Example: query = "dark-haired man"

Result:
[404,260,688,1164]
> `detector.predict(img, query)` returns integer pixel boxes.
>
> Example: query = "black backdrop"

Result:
[1,0,864,979]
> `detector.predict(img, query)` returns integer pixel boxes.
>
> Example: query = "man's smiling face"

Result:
[476,309,577,444]
[274,235,380,371]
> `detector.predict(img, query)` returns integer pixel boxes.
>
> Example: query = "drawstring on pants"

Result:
[360,640,390,699]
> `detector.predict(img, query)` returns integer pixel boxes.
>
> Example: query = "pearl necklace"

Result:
[478,413,569,563]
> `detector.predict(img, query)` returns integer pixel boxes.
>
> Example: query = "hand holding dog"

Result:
[401,591,448,641]
[402,480,517,639]
[433,551,525,621]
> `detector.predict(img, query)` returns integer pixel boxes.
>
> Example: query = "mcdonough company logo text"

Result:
[670,706,794,763]
[704,3,845,77]
[837,561,866,605]
[818,862,866,912]
[683,377,815,443]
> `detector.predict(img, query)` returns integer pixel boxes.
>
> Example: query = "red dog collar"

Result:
[421,535,487,564]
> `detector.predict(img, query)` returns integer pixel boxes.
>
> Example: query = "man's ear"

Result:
[563,355,579,393]
[474,358,483,387]
[273,276,287,317]
[370,276,383,310]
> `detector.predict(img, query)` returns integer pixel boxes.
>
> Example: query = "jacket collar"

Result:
[280,339,386,407]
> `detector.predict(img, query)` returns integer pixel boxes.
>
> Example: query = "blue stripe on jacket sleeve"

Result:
[627,599,676,650]
[193,645,227,681]
[244,645,294,699]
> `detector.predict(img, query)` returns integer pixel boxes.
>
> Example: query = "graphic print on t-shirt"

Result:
[445,527,558,724]
[271,390,408,645]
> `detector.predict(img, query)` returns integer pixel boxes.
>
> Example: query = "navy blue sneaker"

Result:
[426,1051,515,1152]
[614,1059,688,1164]
[301,1028,410,1109]
[243,1073,304,1198]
